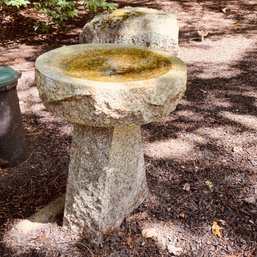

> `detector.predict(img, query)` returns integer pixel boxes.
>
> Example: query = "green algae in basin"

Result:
[63,48,172,82]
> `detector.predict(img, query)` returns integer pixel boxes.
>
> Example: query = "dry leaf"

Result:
[222,8,227,13]
[218,219,226,226]
[247,249,255,257]
[200,88,207,93]
[0,158,8,167]
[142,228,158,238]
[232,146,243,153]
[198,30,209,41]
[205,180,214,189]
[126,236,133,247]
[126,211,148,222]
[212,221,222,238]
[179,212,186,219]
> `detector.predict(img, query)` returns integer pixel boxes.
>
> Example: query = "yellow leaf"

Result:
[126,236,133,247]
[212,221,222,238]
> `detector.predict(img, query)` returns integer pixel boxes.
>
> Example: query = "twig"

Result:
[75,242,95,257]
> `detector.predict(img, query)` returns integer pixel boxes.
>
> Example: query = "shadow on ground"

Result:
[141,42,257,255]
[0,0,256,256]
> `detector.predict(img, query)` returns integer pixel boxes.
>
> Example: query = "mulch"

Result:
[0,1,256,256]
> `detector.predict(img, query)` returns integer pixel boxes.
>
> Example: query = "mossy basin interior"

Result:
[64,48,172,82]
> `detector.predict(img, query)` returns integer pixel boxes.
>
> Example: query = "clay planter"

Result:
[35,44,187,240]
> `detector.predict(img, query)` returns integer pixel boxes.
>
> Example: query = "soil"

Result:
[0,1,256,256]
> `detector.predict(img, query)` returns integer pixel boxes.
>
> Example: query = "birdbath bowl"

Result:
[35,44,187,240]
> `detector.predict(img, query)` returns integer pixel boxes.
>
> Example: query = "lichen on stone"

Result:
[99,9,143,28]
[79,7,179,55]
[109,8,143,19]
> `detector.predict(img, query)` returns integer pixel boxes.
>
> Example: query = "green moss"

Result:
[63,47,172,82]
[98,9,145,29]
[133,11,143,17]
[111,9,130,18]
[107,9,144,21]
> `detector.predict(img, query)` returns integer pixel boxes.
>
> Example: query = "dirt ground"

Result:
[0,0,256,256]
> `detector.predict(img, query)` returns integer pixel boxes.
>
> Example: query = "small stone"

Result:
[232,146,243,153]
[15,220,47,234]
[167,244,183,256]
[244,196,256,204]
[182,183,191,191]
[142,228,158,238]
[250,160,257,166]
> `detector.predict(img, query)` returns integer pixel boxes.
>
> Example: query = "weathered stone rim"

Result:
[35,43,186,90]
[35,43,187,127]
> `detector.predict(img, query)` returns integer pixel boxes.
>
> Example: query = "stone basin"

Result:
[35,44,186,127]
[35,44,187,241]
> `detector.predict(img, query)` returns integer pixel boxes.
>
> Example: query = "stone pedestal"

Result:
[63,124,148,240]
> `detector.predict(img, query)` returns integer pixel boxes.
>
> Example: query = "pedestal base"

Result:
[63,124,148,240]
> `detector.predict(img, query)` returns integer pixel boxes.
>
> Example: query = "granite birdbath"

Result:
[35,44,187,240]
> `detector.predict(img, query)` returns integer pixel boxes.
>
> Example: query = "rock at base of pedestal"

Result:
[63,124,148,241]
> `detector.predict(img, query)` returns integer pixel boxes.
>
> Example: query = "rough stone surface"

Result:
[29,195,65,223]
[63,124,148,240]
[79,7,179,55]
[35,44,187,127]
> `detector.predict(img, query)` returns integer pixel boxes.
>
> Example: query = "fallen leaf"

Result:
[218,219,226,226]
[142,228,158,238]
[198,30,209,41]
[200,89,207,93]
[249,220,255,225]
[232,146,243,153]
[167,244,183,256]
[205,180,214,189]
[247,249,255,257]
[179,212,186,219]
[126,211,148,222]
[126,236,133,247]
[222,8,227,13]
[0,158,8,167]
[212,221,222,238]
